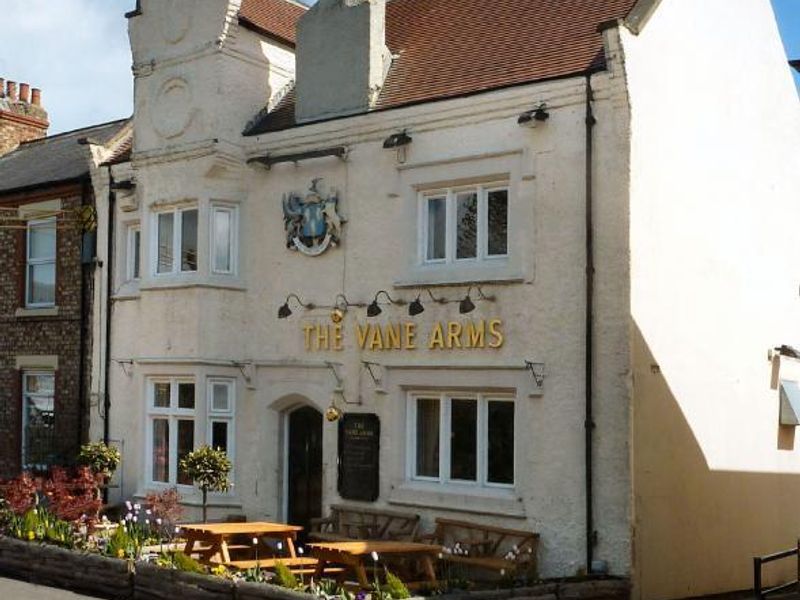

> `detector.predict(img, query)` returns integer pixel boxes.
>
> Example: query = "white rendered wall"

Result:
[621,1,800,598]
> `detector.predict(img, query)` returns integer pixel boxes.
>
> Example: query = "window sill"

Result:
[388,482,526,518]
[15,306,59,318]
[139,279,246,293]
[394,264,524,288]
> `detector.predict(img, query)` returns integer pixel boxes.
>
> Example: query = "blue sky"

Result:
[0,0,796,134]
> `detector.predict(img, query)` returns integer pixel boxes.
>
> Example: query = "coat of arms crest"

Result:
[282,178,344,256]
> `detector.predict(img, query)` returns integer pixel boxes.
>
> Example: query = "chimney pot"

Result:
[6,81,17,101]
[19,83,30,103]
[31,88,41,106]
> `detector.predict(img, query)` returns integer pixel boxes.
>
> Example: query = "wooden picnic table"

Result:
[308,540,442,588]
[181,522,302,565]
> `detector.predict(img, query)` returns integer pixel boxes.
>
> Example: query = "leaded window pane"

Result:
[416,398,440,478]
[213,209,232,272]
[152,419,169,483]
[426,197,446,261]
[487,401,514,484]
[211,383,229,412]
[157,212,174,273]
[153,383,171,408]
[177,419,194,485]
[450,398,477,481]
[181,209,198,272]
[456,191,478,259]
[487,189,508,256]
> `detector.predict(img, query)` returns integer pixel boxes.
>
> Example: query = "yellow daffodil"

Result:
[27,531,35,541]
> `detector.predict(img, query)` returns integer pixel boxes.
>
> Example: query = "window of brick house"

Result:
[26,217,56,307]
[22,372,56,471]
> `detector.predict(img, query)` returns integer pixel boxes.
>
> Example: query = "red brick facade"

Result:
[0,79,48,157]
[0,183,94,477]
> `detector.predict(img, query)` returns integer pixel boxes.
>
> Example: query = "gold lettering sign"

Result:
[302,319,504,351]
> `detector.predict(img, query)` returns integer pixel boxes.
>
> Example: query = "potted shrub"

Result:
[179,446,231,523]
[78,442,121,479]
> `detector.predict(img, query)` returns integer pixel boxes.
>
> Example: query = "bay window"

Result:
[26,217,56,307]
[408,392,514,487]
[421,185,508,265]
[154,207,197,275]
[126,224,141,282]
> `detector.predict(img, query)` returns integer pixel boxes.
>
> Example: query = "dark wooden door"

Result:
[287,406,323,532]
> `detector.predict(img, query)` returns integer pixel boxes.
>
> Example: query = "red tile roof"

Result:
[243,0,638,134]
[239,0,307,46]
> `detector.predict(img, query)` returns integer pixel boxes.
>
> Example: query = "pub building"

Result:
[91,1,800,599]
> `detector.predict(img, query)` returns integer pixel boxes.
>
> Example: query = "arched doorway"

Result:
[286,406,323,533]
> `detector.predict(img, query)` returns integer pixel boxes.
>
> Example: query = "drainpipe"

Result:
[103,168,115,451]
[77,178,90,454]
[584,72,597,573]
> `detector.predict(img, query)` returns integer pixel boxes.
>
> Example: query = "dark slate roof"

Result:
[243,0,638,136]
[0,119,129,195]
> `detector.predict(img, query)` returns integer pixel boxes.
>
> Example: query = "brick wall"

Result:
[0,184,94,477]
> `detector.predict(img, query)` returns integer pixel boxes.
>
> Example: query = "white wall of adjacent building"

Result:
[621,0,800,598]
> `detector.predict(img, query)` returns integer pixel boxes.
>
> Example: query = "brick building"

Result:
[0,85,129,476]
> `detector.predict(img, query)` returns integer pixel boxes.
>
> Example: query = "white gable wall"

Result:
[621,1,800,598]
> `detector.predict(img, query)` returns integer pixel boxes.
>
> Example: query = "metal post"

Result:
[754,556,762,600]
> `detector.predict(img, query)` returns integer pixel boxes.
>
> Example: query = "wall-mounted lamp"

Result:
[459,286,495,314]
[367,290,407,318]
[525,361,546,388]
[409,289,447,317]
[331,294,364,323]
[517,103,549,128]
[278,294,314,319]
[382,130,412,149]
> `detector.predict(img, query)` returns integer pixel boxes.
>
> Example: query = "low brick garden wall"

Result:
[0,536,629,600]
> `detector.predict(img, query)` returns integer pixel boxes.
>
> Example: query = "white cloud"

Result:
[0,0,136,134]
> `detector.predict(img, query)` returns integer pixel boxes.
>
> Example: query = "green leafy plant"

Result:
[107,522,135,559]
[272,560,299,589]
[78,442,121,478]
[170,550,205,574]
[9,507,75,548]
[179,445,231,523]
[384,570,411,599]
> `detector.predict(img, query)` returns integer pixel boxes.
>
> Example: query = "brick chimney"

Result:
[0,78,49,157]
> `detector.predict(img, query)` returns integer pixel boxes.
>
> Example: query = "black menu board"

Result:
[337,413,380,502]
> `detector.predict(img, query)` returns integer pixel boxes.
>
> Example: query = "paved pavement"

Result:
[0,577,102,599]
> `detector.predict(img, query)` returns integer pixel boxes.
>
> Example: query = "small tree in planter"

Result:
[179,446,231,523]
[78,442,121,504]
[78,442,121,479]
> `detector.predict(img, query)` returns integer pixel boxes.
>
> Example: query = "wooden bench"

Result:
[309,504,421,542]
[419,518,539,579]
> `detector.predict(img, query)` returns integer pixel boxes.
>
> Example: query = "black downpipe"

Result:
[77,178,90,454]
[584,73,597,572]
[103,169,115,451]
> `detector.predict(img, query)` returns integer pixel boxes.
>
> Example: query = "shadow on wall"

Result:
[632,322,800,600]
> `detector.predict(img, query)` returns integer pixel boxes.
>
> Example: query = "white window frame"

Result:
[146,377,196,488]
[126,223,141,282]
[209,204,238,275]
[419,184,509,266]
[406,392,515,489]
[207,378,235,484]
[21,371,55,471]
[25,217,57,308]
[151,206,198,276]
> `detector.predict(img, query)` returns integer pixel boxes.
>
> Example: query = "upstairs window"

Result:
[154,207,197,275]
[421,185,508,265]
[210,205,237,275]
[26,217,56,307]
[207,378,235,474]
